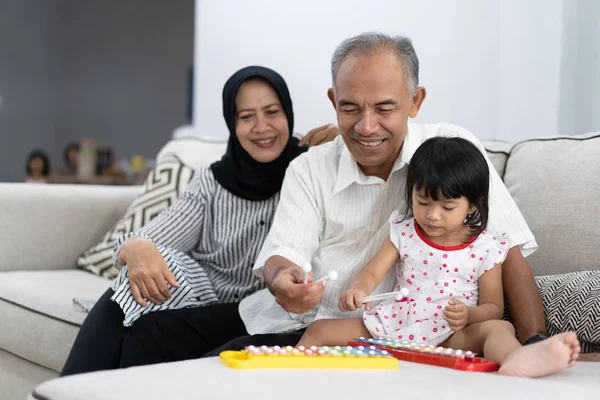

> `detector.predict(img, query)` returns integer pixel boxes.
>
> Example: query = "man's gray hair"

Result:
[331,32,419,94]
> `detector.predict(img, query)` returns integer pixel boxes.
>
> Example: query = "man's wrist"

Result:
[524,333,549,345]
[264,265,289,292]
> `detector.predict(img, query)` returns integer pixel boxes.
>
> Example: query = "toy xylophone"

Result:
[347,337,499,372]
[220,345,398,370]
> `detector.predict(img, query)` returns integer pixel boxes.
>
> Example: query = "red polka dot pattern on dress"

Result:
[361,216,510,346]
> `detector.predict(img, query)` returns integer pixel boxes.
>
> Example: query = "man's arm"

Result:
[263,256,298,290]
[503,246,546,343]
[251,156,326,313]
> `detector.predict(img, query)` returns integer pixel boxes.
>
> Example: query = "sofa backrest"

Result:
[157,133,599,277]
[481,140,512,179]
[157,136,228,170]
[484,132,600,276]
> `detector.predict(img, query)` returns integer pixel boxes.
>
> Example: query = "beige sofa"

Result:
[0,136,228,400]
[1,131,598,399]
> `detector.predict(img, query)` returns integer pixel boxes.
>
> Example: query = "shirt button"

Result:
[251,263,254,267]
[234,294,239,299]
[321,309,329,317]
[259,220,265,226]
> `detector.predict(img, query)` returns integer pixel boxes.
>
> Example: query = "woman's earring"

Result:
[463,214,473,225]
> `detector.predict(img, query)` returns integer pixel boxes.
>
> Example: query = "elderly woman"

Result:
[61,66,338,375]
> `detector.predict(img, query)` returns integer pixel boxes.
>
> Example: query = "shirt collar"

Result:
[333,121,423,195]
[398,120,422,167]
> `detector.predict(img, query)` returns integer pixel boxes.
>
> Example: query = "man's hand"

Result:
[298,123,339,148]
[120,237,180,307]
[443,298,469,331]
[269,266,326,314]
[339,289,369,312]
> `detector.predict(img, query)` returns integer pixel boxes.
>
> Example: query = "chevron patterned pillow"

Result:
[76,154,195,279]
[504,270,600,353]
[536,270,600,353]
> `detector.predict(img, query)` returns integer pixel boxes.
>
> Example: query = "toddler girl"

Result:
[297,136,579,378]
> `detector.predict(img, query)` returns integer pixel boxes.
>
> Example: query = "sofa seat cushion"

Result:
[0,270,109,372]
[30,355,600,400]
[502,131,600,276]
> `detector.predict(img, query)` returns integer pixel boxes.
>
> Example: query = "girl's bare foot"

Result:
[498,332,580,378]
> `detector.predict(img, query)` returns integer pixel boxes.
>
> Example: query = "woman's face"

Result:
[235,79,289,163]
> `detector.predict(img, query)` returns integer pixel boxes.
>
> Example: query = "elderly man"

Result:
[208,32,548,354]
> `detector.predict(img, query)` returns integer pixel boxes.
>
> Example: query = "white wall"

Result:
[572,0,600,135]
[496,0,563,142]
[193,0,580,142]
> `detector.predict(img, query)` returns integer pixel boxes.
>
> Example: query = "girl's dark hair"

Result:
[405,136,489,235]
[26,150,51,176]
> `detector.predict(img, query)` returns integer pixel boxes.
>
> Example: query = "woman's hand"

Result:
[298,123,339,148]
[119,237,180,307]
[339,288,368,312]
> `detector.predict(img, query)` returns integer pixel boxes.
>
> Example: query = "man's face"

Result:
[328,51,425,179]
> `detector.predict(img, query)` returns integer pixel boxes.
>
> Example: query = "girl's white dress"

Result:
[363,212,509,346]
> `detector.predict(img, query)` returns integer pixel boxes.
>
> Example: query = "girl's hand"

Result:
[339,289,368,312]
[443,298,469,331]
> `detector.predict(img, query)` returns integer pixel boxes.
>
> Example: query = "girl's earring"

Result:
[463,214,473,225]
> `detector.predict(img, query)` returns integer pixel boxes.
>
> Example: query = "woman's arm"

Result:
[113,171,210,306]
[124,170,209,257]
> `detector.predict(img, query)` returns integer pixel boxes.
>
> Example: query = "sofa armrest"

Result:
[0,183,142,272]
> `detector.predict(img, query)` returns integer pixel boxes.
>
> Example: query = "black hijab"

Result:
[210,66,305,201]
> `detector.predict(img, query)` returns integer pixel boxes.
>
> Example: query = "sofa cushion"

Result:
[29,354,600,400]
[0,184,141,273]
[0,270,109,372]
[76,155,195,279]
[536,270,600,353]
[502,132,600,276]
[0,348,57,400]
[482,140,512,179]
[156,136,228,170]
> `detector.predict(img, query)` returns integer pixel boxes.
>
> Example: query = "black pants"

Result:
[61,289,247,376]
[61,288,304,376]
[203,330,306,358]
